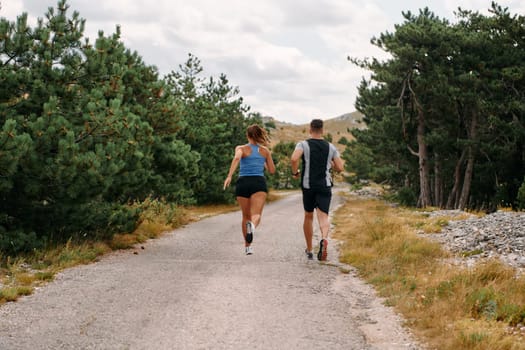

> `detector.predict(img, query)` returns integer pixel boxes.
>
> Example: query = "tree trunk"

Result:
[459,150,475,209]
[459,153,475,209]
[446,149,466,209]
[433,152,443,208]
[459,111,478,209]
[400,75,431,208]
[416,110,432,208]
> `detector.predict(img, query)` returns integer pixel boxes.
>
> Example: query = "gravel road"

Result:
[0,190,422,349]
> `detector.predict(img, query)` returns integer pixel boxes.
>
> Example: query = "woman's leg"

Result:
[249,191,267,227]
[237,196,252,246]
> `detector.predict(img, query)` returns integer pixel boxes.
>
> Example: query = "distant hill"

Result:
[263,111,366,153]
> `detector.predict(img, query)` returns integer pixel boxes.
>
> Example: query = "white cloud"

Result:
[443,0,525,18]
[5,0,525,124]
[0,0,24,19]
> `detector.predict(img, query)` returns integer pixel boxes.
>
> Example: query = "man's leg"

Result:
[303,211,314,252]
[316,209,330,240]
[317,210,330,261]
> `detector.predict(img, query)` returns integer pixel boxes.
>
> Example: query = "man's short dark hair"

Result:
[310,119,323,131]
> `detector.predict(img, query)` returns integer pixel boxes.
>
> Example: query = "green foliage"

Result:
[57,201,140,241]
[0,2,157,248]
[165,54,252,204]
[391,187,418,207]
[467,287,498,320]
[148,137,200,204]
[350,4,525,210]
[0,1,254,254]
[516,178,525,210]
[343,140,375,182]
[264,120,276,129]
[269,141,300,189]
[497,303,525,326]
[0,120,32,193]
[0,226,41,256]
[338,136,349,145]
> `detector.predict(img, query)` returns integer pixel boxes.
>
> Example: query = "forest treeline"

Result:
[0,1,275,254]
[345,3,525,210]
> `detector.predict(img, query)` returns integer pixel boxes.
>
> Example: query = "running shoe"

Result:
[246,221,255,244]
[305,249,314,260]
[317,239,328,261]
[245,246,253,255]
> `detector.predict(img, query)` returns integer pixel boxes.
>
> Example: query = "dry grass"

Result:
[333,195,525,350]
[406,210,475,234]
[0,286,33,303]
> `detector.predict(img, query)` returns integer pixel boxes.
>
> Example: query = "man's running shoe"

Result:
[245,246,253,255]
[317,239,328,261]
[305,249,314,260]
[246,221,255,244]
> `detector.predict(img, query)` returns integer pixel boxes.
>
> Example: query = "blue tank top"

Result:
[239,144,265,176]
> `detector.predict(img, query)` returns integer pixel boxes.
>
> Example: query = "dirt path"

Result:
[0,190,422,349]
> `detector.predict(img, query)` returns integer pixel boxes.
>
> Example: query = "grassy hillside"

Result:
[264,111,365,153]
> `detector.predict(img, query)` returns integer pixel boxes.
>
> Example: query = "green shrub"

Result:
[467,287,498,320]
[0,226,42,256]
[392,187,418,207]
[516,177,525,210]
[62,202,140,241]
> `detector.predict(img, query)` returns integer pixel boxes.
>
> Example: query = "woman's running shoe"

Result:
[246,221,255,243]
[305,249,314,260]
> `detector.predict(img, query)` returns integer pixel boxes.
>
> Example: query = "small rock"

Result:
[424,210,525,272]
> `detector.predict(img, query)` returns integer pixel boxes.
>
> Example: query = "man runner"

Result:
[290,119,344,261]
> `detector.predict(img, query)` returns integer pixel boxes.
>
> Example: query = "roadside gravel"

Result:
[424,209,525,272]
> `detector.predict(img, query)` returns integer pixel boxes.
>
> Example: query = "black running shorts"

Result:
[235,176,268,198]
[302,187,332,213]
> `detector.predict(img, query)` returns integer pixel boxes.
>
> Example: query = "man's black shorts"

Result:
[302,187,332,213]
[235,176,268,198]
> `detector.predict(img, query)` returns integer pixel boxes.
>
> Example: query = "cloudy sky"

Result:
[2,1,524,124]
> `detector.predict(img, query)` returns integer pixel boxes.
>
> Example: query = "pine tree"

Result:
[347,4,525,210]
[165,54,251,204]
[0,1,198,252]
